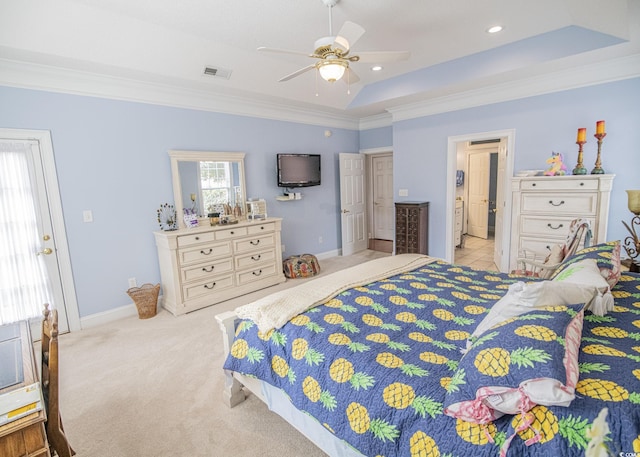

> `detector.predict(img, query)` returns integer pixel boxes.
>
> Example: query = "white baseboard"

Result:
[80,300,150,329]
[316,249,341,260]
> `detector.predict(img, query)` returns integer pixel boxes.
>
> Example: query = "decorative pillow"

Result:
[550,241,621,288]
[444,304,585,424]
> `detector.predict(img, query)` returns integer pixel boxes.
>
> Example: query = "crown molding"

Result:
[0,58,361,130]
[387,53,640,122]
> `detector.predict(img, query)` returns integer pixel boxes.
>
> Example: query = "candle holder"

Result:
[572,140,587,175]
[591,132,606,174]
[623,190,640,272]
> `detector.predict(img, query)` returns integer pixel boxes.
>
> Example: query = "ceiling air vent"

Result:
[203,66,232,80]
[469,138,500,145]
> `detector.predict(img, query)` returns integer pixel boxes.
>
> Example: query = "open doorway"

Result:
[366,151,394,254]
[446,130,515,272]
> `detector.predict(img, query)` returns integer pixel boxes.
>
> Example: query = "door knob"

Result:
[38,248,53,256]
[341,209,350,214]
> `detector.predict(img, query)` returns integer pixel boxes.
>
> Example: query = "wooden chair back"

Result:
[42,304,75,457]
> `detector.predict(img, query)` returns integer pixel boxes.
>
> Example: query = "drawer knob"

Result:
[204,282,216,289]
[548,200,565,207]
[252,269,263,277]
[251,254,262,261]
[580,182,584,186]
[200,248,213,255]
[260,226,265,230]
[202,266,215,272]
[195,236,200,240]
[532,183,536,186]
[250,239,261,245]
[230,231,234,235]
[547,223,564,230]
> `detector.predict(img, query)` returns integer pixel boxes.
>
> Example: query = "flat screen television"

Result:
[277,154,321,188]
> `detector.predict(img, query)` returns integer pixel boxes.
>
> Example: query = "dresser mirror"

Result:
[169,150,247,228]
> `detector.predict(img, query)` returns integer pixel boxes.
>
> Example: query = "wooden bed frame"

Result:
[215,310,365,457]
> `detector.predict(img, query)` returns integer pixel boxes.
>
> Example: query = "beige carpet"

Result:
[56,250,389,457]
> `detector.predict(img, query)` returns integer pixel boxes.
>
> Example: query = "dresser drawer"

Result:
[520,193,598,215]
[247,222,275,235]
[178,241,232,265]
[520,179,599,191]
[182,273,235,301]
[235,248,276,270]
[236,263,278,285]
[215,226,247,240]
[180,257,234,282]
[519,215,596,237]
[234,234,275,253]
[177,231,216,247]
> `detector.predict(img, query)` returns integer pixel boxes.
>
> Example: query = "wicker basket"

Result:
[127,283,160,319]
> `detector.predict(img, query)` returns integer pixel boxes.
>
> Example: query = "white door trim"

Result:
[1,128,81,332]
[446,129,515,271]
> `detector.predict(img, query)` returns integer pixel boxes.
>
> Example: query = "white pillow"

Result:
[466,259,612,351]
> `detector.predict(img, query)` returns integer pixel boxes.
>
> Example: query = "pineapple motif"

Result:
[362,313,401,331]
[382,382,443,418]
[455,418,497,445]
[417,294,456,308]
[355,296,374,306]
[582,344,627,357]
[291,338,325,365]
[433,309,474,326]
[324,313,359,333]
[397,311,436,330]
[452,290,487,303]
[290,314,324,333]
[230,338,264,363]
[409,431,440,457]
[511,405,558,444]
[324,298,343,308]
[376,352,429,377]
[390,295,409,305]
[271,355,295,383]
[634,434,640,452]
[463,305,487,315]
[327,332,370,353]
[591,326,640,340]
[444,330,470,341]
[474,346,551,377]
[514,325,557,342]
[329,358,375,390]
[576,378,629,401]
[443,368,466,393]
[366,333,411,352]
[346,402,400,441]
[302,376,337,410]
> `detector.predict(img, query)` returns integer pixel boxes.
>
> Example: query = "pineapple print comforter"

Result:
[223,261,640,456]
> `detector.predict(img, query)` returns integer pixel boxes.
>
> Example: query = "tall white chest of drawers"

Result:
[509,175,614,271]
[154,218,286,316]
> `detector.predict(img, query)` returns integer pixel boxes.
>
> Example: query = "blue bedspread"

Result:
[223,261,640,456]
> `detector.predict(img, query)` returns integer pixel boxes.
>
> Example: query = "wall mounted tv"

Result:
[277,154,321,188]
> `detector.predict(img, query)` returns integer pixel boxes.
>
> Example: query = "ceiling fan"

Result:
[257,0,410,85]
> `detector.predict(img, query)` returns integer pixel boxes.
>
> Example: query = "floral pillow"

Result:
[444,304,585,424]
[550,241,621,288]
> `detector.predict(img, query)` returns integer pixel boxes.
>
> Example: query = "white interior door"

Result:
[372,154,394,241]
[1,130,78,334]
[467,152,490,239]
[493,140,507,270]
[339,153,367,256]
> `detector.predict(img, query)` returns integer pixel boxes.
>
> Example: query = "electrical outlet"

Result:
[83,210,93,223]
[398,189,409,197]
[281,244,285,252]
[128,277,137,288]
[318,236,323,244]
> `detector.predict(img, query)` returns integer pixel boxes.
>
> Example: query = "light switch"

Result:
[398,189,409,197]
[83,210,93,223]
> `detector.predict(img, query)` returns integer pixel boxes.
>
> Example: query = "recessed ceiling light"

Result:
[487,25,503,34]
[371,65,383,72]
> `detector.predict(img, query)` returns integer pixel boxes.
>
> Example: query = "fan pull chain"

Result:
[347,68,351,95]
[315,68,319,97]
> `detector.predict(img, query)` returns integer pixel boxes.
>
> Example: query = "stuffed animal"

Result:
[544,152,567,176]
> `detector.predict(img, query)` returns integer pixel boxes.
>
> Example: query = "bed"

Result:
[217,244,640,457]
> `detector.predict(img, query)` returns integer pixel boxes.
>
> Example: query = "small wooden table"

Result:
[0,321,50,457]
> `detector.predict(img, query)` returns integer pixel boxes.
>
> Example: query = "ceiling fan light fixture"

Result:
[371,65,383,72]
[318,59,347,82]
[487,25,503,34]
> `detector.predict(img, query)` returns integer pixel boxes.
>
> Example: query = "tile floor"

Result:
[454,234,500,272]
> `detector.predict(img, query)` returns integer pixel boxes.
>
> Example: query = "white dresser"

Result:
[154,218,286,316]
[455,200,464,247]
[509,175,614,270]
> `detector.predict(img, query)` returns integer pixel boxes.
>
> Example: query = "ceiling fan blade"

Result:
[343,67,360,84]
[278,65,316,82]
[334,21,365,52]
[258,46,313,58]
[355,51,411,63]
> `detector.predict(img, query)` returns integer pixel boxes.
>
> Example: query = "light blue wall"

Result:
[359,126,392,150]
[392,77,640,259]
[0,86,358,317]
[2,77,638,320]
